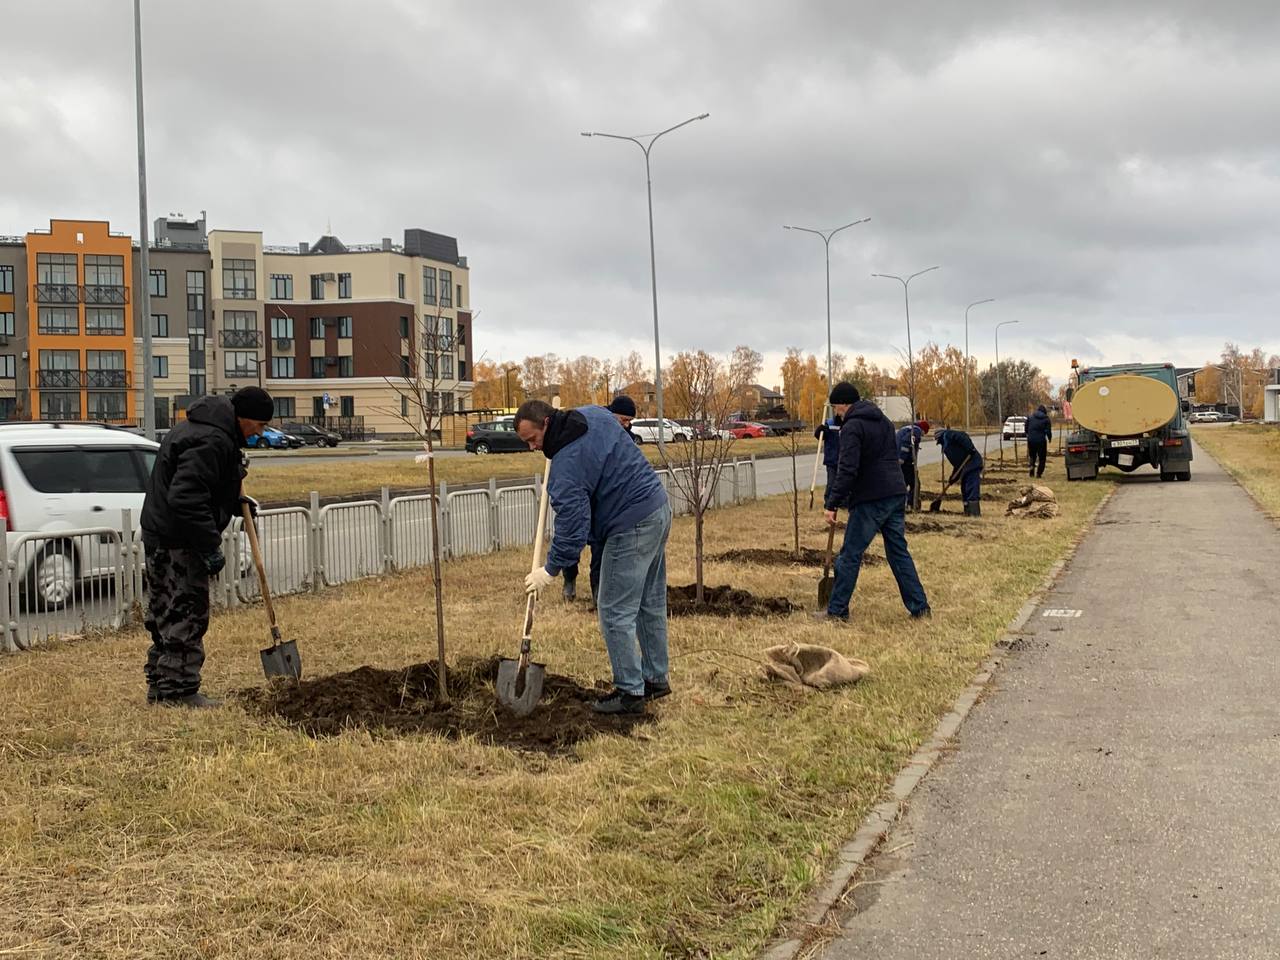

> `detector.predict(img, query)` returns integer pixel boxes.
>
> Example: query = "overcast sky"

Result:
[4,0,1279,387]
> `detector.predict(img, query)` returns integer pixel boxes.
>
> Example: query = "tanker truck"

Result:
[1064,361,1192,482]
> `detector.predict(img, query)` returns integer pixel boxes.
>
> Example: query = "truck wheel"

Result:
[1177,471,1191,481]
[1160,472,1175,482]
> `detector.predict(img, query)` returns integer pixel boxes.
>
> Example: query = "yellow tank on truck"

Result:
[1072,375,1178,436]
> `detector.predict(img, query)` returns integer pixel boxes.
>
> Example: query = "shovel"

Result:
[496,457,552,716]
[817,523,836,609]
[929,454,972,514]
[243,501,302,681]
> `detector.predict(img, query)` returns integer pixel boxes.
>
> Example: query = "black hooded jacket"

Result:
[1026,406,1052,444]
[141,395,247,553]
[824,400,908,510]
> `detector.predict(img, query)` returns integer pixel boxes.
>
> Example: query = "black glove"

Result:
[203,550,226,577]
[240,494,259,518]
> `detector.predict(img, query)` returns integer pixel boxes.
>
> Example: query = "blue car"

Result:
[247,427,302,450]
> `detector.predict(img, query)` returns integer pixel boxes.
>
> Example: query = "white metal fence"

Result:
[0,458,758,652]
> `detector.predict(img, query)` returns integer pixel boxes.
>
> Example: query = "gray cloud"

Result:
[5,0,1280,386]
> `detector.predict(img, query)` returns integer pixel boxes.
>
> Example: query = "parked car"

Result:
[721,421,768,439]
[246,427,302,450]
[1002,416,1028,441]
[1217,412,1240,423]
[629,419,690,443]
[283,423,342,447]
[466,420,528,454]
[0,423,252,609]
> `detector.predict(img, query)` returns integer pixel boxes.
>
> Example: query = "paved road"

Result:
[820,443,1280,959]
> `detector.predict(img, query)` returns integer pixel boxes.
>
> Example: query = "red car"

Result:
[723,421,768,439]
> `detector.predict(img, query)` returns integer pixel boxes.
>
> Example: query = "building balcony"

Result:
[36,369,133,389]
[83,284,129,305]
[87,370,131,389]
[35,283,80,304]
[221,329,263,348]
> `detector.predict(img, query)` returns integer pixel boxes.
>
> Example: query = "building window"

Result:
[269,274,294,300]
[0,355,14,378]
[271,357,295,378]
[439,269,453,307]
[458,360,467,380]
[422,266,436,304]
[0,312,14,336]
[189,374,206,397]
[150,313,169,337]
[224,310,256,331]
[40,349,79,371]
[87,351,128,389]
[338,273,352,299]
[86,391,126,421]
[84,255,125,291]
[149,269,167,297]
[337,316,352,338]
[224,351,258,378]
[222,258,255,299]
[338,356,354,377]
[85,307,126,336]
[400,355,411,378]
[275,397,296,418]
[311,357,326,378]
[41,392,81,421]
[442,392,455,414]
[38,307,79,335]
[153,356,169,378]
[456,283,463,307]
[340,395,355,417]
[401,395,408,417]
[270,315,294,340]
[424,353,438,379]
[187,270,206,312]
[0,265,13,294]
[37,253,78,285]
[309,316,325,339]
[441,353,454,379]
[310,275,325,300]
[397,273,406,299]
[189,332,205,352]
[399,316,410,339]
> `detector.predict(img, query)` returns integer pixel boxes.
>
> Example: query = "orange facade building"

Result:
[24,220,135,422]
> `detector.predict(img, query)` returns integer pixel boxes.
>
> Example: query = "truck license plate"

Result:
[1110,439,1140,448]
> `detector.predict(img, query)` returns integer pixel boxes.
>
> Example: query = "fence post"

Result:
[310,491,323,593]
[732,457,741,504]
[220,526,239,608]
[749,454,759,500]
[489,477,500,552]
[118,508,133,628]
[0,536,12,653]
[381,486,392,573]
[439,480,450,560]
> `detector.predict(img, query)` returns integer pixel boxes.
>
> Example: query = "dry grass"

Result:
[248,438,800,505]
[1191,425,1280,516]
[0,471,1109,959]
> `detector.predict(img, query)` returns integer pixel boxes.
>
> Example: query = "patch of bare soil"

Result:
[667,584,797,617]
[710,547,882,567]
[237,657,651,755]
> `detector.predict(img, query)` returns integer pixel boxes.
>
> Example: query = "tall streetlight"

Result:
[783,218,871,393]
[995,319,1021,456]
[964,298,994,433]
[873,266,939,510]
[133,0,156,439]
[582,112,709,450]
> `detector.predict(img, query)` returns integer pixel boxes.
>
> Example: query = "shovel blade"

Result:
[261,641,302,681]
[928,498,944,513]
[496,658,545,717]
[817,575,834,610]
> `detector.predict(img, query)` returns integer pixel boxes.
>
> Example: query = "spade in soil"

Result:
[930,454,972,513]
[817,523,836,609]
[497,457,551,717]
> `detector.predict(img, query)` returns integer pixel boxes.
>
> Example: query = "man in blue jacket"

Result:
[895,419,930,511]
[516,399,672,715]
[1025,404,1052,478]
[935,427,984,516]
[813,412,841,491]
[819,383,930,622]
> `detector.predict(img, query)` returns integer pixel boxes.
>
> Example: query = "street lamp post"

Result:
[582,112,709,451]
[964,298,994,433]
[133,0,156,440]
[783,218,871,394]
[873,267,939,510]
[994,319,1021,458]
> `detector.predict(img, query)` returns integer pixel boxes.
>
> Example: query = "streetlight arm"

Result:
[650,112,710,147]
[830,217,871,239]
[907,265,941,284]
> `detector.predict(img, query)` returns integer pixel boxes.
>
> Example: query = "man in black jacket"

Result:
[818,383,930,621]
[1025,404,1052,478]
[935,428,984,516]
[140,387,274,707]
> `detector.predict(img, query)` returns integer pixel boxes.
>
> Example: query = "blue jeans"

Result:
[959,456,983,503]
[828,495,929,618]
[597,504,672,695]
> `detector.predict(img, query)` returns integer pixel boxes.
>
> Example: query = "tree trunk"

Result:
[425,441,448,704]
[790,444,800,559]
[694,507,704,605]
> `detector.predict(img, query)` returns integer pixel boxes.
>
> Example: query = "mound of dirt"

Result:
[237,657,651,755]
[667,584,797,617]
[710,547,882,567]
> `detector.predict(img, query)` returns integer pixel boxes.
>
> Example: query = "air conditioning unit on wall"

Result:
[320,273,336,282]
[275,338,292,351]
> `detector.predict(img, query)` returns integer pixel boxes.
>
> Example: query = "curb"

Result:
[760,482,1119,960]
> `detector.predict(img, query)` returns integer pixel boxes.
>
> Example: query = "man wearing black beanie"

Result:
[139,387,274,707]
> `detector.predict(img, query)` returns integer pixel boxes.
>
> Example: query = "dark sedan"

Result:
[466,420,528,454]
[283,423,342,447]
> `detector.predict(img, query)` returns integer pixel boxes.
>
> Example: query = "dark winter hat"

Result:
[232,386,275,422]
[917,420,931,433]
[608,394,637,417]
[829,382,860,405]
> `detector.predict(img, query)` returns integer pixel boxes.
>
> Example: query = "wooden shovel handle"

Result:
[519,457,553,663]
[241,501,280,638]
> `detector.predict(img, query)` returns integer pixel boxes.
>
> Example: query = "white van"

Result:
[0,422,246,609]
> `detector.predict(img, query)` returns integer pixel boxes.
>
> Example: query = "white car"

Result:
[1002,416,1028,441]
[0,423,247,609]
[628,418,690,443]
[1189,411,1221,423]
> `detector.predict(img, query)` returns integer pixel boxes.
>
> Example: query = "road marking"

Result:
[1042,608,1083,618]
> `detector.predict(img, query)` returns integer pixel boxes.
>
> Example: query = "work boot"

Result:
[591,689,646,715]
[562,578,577,602]
[911,606,933,620]
[965,501,981,518]
[644,680,672,702]
[161,692,222,709]
[810,610,848,623]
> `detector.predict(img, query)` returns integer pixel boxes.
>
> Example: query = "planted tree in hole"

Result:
[659,350,746,604]
[779,349,807,559]
[380,310,450,702]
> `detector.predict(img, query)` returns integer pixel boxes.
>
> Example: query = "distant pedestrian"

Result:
[1026,404,1052,478]
[814,413,841,491]
[935,427,984,517]
[817,383,930,622]
[895,419,930,510]
[140,387,274,707]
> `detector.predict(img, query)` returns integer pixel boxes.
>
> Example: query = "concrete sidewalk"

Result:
[819,445,1280,959]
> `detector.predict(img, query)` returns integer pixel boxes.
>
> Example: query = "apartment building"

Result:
[0,238,27,420]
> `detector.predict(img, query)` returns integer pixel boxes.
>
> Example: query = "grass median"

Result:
[0,467,1109,959]
[1191,424,1280,515]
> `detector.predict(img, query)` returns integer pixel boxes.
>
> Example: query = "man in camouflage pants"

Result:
[140,387,274,707]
